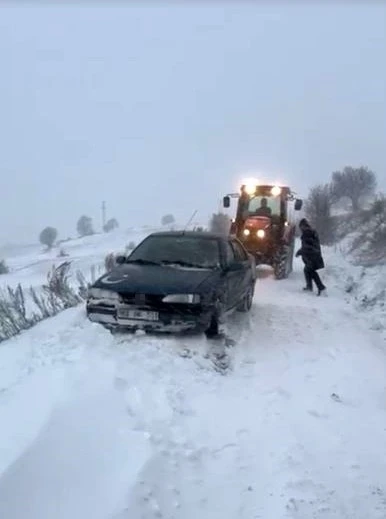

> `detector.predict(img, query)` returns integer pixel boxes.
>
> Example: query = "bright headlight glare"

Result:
[271,186,281,196]
[257,229,265,238]
[243,229,250,236]
[162,294,201,304]
[88,288,120,300]
[244,184,256,195]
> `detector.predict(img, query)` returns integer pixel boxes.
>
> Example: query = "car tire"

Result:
[237,284,254,312]
[205,315,219,338]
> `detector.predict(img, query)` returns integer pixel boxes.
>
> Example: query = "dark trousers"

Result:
[304,266,325,291]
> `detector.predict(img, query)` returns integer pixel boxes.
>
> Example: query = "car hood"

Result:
[93,263,220,295]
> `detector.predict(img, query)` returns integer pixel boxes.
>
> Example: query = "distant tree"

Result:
[126,241,136,251]
[103,218,119,233]
[161,214,175,227]
[209,212,230,235]
[0,259,9,275]
[331,166,377,212]
[304,184,335,244]
[39,226,58,249]
[77,215,94,237]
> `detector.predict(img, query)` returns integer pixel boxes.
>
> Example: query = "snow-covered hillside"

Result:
[0,228,385,518]
[0,228,150,291]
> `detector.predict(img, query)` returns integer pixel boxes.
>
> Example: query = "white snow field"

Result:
[0,228,150,291]
[0,232,385,519]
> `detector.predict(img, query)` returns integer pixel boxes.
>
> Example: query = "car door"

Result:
[222,240,240,311]
[230,238,252,303]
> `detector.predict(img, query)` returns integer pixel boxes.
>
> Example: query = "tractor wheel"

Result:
[273,245,291,280]
[287,239,295,274]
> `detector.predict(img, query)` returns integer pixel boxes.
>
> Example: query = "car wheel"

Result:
[237,284,254,312]
[205,315,219,338]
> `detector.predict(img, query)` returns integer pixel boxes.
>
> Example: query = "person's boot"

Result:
[317,285,326,296]
[303,285,312,292]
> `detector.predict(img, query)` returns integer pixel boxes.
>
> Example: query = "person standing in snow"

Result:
[295,218,326,295]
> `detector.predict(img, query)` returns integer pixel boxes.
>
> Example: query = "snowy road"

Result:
[0,259,385,518]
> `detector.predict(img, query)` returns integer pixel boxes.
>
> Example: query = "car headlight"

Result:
[257,229,265,238]
[162,294,201,304]
[243,229,250,236]
[88,287,120,300]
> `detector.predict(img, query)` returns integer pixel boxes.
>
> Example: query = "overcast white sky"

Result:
[1,2,385,244]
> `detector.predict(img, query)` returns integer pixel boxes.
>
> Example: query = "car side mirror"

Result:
[115,255,126,265]
[223,196,230,208]
[294,198,303,211]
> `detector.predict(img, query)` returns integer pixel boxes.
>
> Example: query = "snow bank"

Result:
[322,244,386,340]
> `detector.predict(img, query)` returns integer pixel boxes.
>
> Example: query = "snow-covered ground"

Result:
[0,229,150,291]
[0,230,385,518]
[323,244,386,341]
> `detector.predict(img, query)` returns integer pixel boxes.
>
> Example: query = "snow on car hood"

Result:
[93,263,220,295]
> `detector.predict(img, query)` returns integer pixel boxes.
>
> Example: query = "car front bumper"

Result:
[86,301,213,334]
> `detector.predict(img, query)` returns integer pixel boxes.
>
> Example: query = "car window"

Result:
[128,235,221,268]
[231,240,248,261]
[246,195,281,216]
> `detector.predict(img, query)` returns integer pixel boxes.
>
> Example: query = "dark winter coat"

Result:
[296,226,325,270]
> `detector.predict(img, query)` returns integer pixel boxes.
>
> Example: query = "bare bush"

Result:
[0,259,9,275]
[43,261,82,308]
[346,194,386,266]
[0,262,87,343]
[105,252,117,272]
[57,248,69,257]
[331,166,377,212]
[304,184,335,244]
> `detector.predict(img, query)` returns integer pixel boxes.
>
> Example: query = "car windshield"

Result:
[127,235,221,269]
[244,195,281,217]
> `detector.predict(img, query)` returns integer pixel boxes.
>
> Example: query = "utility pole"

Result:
[102,201,106,231]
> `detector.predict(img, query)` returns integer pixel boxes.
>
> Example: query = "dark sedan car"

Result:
[86,231,256,337]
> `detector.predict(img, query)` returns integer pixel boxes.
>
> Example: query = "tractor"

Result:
[223,182,303,279]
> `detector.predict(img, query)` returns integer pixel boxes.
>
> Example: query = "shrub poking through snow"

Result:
[105,252,116,272]
[0,259,9,275]
[0,261,90,343]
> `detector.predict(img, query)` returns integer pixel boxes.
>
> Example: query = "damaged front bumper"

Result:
[86,300,213,334]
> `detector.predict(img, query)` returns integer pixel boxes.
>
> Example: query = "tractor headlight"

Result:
[88,288,120,300]
[162,294,201,304]
[243,229,250,236]
[271,186,282,196]
[257,229,265,238]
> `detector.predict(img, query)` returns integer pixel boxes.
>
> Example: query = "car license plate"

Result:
[118,308,159,321]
